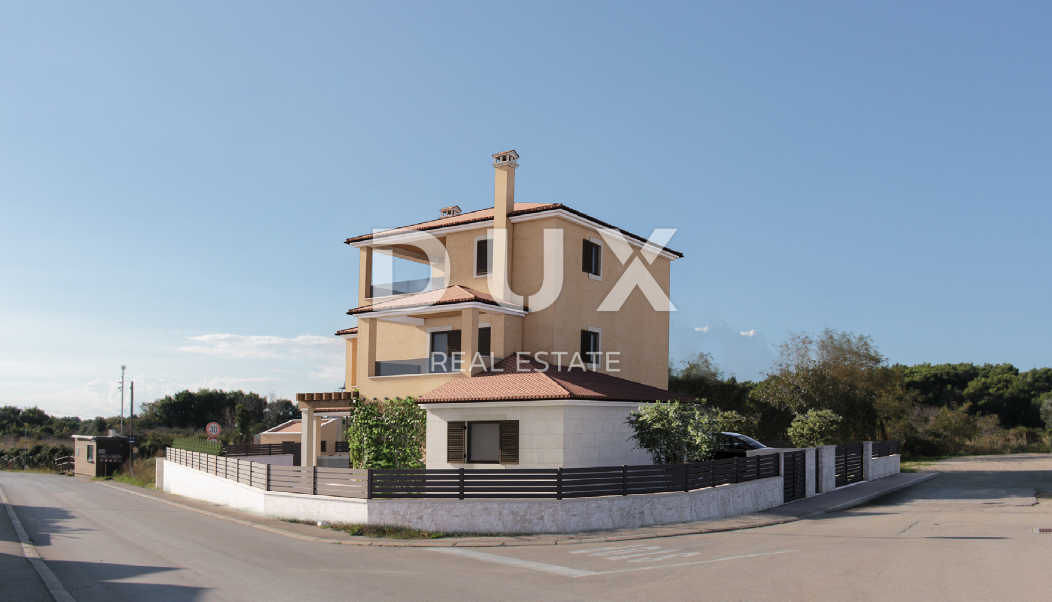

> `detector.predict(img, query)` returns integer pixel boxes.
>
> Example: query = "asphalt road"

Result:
[2,454,1051,602]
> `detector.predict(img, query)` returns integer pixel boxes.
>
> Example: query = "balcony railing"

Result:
[373,355,504,377]
[369,278,432,298]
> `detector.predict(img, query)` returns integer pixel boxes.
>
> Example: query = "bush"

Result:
[347,398,425,469]
[172,436,223,456]
[787,410,842,448]
[626,401,720,464]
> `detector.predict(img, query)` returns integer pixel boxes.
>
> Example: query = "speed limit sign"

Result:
[207,436,220,443]
[206,422,221,436]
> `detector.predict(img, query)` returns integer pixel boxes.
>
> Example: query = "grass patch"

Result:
[97,457,157,488]
[900,455,952,473]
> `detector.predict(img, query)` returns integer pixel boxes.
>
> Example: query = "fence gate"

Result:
[835,443,864,487]
[783,451,806,503]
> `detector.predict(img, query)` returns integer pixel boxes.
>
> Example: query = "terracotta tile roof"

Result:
[417,356,686,403]
[492,149,518,158]
[348,285,523,316]
[335,327,358,336]
[344,203,683,258]
[263,419,334,434]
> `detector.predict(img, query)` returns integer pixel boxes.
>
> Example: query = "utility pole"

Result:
[119,365,126,436]
[129,382,135,477]
[24,424,28,470]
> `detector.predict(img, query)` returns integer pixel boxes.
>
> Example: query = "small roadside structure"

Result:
[71,435,129,477]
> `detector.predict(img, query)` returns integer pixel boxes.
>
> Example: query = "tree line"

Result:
[668,329,1052,457]
[1,389,301,449]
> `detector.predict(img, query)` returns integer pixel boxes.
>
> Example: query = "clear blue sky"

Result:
[2,2,1050,418]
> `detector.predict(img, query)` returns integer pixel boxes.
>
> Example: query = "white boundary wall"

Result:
[160,459,781,534]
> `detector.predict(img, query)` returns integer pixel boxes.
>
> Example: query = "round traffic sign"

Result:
[207,436,220,443]
[206,422,221,436]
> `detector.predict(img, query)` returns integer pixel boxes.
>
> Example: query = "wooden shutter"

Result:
[476,239,490,275]
[447,421,466,463]
[499,420,519,464]
[582,239,592,272]
[448,329,462,353]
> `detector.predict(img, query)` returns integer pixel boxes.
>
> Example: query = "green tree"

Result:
[787,410,842,447]
[626,401,720,464]
[753,329,909,442]
[233,404,254,444]
[1038,393,1052,431]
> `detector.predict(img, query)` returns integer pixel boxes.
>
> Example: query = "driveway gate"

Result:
[835,443,864,487]
[783,450,806,502]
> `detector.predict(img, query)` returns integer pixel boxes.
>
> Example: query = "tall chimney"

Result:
[492,150,518,228]
[490,150,518,303]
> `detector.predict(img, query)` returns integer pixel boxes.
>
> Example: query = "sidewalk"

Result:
[100,472,938,548]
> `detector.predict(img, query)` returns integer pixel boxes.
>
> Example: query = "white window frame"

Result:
[473,234,493,278]
[585,326,602,368]
[587,236,603,281]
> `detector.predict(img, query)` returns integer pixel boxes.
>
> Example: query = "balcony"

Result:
[369,278,433,299]
[374,355,505,377]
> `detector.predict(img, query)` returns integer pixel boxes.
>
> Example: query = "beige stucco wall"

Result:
[423,400,651,469]
[73,438,96,477]
[260,420,340,456]
[349,208,675,398]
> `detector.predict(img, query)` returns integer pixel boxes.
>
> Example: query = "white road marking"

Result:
[586,550,799,576]
[427,546,799,578]
[0,483,76,602]
[427,547,599,577]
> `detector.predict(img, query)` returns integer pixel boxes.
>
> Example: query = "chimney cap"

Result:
[492,150,519,168]
[439,205,462,217]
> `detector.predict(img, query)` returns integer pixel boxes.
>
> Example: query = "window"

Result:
[320,440,327,453]
[581,328,601,367]
[429,329,462,373]
[582,238,602,279]
[447,421,518,464]
[474,236,493,277]
[468,422,500,463]
[478,326,491,358]
[87,444,94,463]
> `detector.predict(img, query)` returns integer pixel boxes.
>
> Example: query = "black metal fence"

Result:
[835,443,864,487]
[872,441,900,458]
[166,449,779,501]
[783,450,806,502]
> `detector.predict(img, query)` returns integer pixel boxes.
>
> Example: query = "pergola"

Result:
[295,392,354,467]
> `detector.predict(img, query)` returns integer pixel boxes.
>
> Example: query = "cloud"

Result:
[177,334,341,360]
[673,319,776,381]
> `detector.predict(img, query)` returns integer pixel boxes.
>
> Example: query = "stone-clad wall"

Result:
[868,454,900,480]
[160,458,781,534]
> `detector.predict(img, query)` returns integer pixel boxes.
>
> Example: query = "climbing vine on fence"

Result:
[346,397,425,469]
[172,436,223,456]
